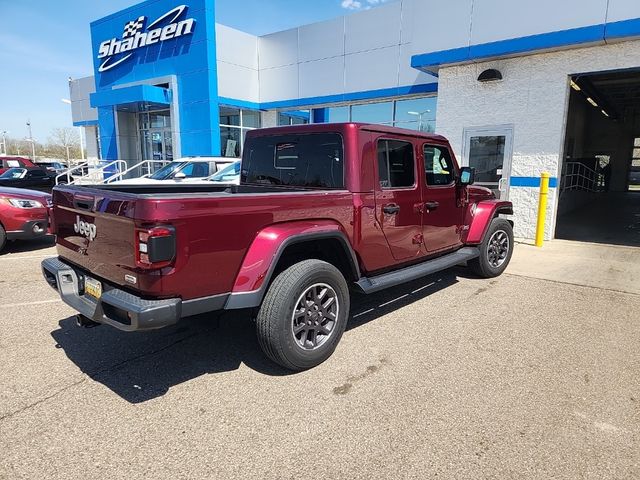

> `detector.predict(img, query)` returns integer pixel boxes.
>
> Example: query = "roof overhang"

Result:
[90,84,172,109]
[411,18,640,75]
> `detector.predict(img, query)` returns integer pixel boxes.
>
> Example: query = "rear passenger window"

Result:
[377,140,415,189]
[424,145,455,186]
[242,133,344,189]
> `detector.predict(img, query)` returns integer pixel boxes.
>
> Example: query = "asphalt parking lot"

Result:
[1,240,639,479]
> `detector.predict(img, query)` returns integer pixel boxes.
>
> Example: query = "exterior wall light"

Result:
[477,69,503,82]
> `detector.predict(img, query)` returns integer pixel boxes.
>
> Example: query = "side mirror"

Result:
[173,171,186,180]
[459,167,475,186]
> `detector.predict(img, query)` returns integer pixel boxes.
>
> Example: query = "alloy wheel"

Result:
[487,230,510,268]
[291,283,339,351]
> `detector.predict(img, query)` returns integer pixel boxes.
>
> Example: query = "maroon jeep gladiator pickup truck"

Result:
[42,123,514,370]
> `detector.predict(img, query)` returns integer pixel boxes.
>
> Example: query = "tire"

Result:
[256,259,350,371]
[468,217,514,278]
[0,223,6,253]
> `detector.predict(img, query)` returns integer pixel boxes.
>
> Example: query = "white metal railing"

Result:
[560,161,605,195]
[55,160,128,185]
[103,159,170,184]
[55,161,90,185]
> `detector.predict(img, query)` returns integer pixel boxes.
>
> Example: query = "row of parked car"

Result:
[113,157,241,185]
[0,155,241,252]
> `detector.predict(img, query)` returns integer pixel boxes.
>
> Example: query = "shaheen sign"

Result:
[97,4,196,72]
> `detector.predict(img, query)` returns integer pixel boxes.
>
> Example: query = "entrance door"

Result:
[462,126,514,199]
[139,110,173,162]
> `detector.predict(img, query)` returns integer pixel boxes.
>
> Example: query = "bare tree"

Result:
[3,137,42,157]
[48,127,80,161]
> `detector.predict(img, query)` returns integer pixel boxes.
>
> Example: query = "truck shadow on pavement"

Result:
[2,237,55,254]
[50,269,463,403]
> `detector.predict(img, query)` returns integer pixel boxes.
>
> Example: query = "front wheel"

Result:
[256,259,350,371]
[468,218,514,278]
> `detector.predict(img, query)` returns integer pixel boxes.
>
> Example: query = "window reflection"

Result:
[219,105,262,157]
[311,96,437,132]
[278,110,310,126]
[351,102,393,124]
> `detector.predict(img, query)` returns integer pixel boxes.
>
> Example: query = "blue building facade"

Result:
[88,0,220,160]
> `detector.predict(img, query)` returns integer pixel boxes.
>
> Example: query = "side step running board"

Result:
[355,247,480,294]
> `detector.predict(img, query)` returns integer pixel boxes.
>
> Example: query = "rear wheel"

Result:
[256,259,350,371]
[468,218,514,278]
[0,224,6,253]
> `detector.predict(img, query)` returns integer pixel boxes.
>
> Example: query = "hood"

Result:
[0,186,51,202]
[467,185,495,202]
[109,177,163,185]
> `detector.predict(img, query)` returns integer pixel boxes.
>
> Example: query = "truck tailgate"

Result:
[52,187,151,292]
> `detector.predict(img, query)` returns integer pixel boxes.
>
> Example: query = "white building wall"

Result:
[215,24,260,103]
[410,0,615,56]
[83,126,99,160]
[410,0,473,54]
[436,39,640,240]
[254,0,436,105]
[69,76,98,124]
[608,0,640,22]
[469,0,608,45]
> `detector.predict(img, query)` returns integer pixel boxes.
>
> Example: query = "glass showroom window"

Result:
[220,106,261,158]
[312,96,437,132]
[394,97,437,132]
[351,101,394,124]
[278,109,310,126]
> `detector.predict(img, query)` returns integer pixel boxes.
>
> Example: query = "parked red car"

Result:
[0,156,37,175]
[0,187,52,252]
[43,123,514,370]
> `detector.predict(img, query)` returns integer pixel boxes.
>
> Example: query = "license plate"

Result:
[84,276,102,300]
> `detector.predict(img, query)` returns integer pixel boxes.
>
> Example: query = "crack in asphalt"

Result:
[0,331,199,423]
[503,272,640,297]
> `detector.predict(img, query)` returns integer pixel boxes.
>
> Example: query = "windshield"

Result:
[149,162,185,180]
[210,161,241,182]
[0,168,26,179]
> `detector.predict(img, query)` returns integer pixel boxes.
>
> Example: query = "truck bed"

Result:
[51,183,355,301]
[84,183,329,196]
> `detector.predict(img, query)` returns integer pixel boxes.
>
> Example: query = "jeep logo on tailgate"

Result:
[74,215,97,242]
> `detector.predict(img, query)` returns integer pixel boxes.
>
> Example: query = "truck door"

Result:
[374,137,423,261]
[421,143,464,252]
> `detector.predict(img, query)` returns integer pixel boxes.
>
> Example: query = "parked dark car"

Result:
[0,168,55,192]
[0,186,52,252]
[0,156,37,175]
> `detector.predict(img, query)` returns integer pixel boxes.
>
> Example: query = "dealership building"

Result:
[70,0,640,243]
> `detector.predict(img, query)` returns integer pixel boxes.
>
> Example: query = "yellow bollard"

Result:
[535,172,551,247]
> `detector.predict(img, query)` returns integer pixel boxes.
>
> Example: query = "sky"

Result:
[0,0,392,143]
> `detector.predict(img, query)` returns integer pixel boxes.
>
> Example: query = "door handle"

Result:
[498,177,507,192]
[424,201,439,211]
[383,204,400,215]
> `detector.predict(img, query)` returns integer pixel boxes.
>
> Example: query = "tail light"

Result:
[135,225,176,269]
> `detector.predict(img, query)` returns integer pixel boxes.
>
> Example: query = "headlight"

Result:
[7,198,44,209]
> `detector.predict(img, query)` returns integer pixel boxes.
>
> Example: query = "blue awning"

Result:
[90,84,172,109]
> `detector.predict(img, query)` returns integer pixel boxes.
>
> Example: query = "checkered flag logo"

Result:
[123,16,145,38]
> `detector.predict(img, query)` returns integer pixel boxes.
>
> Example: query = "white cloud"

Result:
[341,0,363,9]
[341,0,391,10]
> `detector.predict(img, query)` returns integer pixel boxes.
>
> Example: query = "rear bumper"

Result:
[41,257,227,332]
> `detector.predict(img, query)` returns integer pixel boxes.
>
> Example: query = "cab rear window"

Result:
[242,133,344,189]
